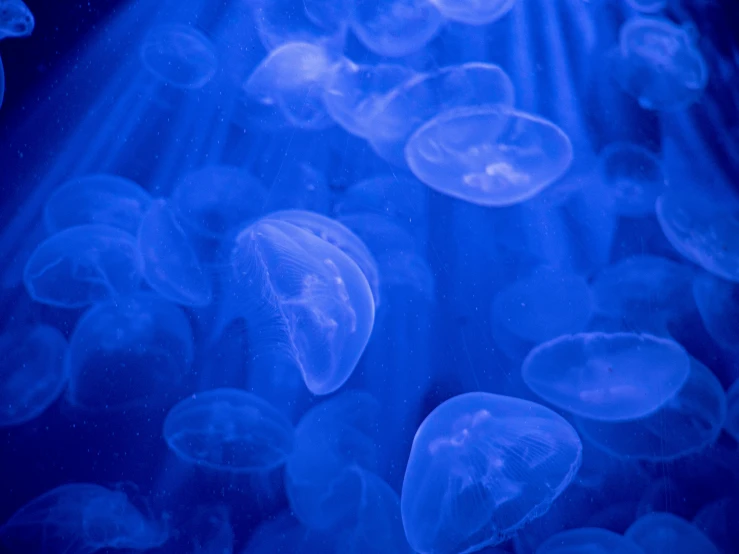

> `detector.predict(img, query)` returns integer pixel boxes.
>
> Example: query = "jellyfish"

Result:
[163,388,294,473]
[575,357,726,461]
[522,332,691,421]
[626,512,720,554]
[137,199,213,308]
[401,392,582,554]
[65,293,194,413]
[23,225,143,309]
[0,325,68,427]
[406,106,574,207]
[349,0,443,57]
[624,0,667,14]
[140,23,218,90]
[692,274,739,351]
[427,0,516,26]
[655,190,739,282]
[0,483,168,553]
[535,527,645,554]
[596,142,666,218]
[0,0,34,40]
[725,379,739,443]
[611,16,708,111]
[243,42,336,130]
[44,174,153,235]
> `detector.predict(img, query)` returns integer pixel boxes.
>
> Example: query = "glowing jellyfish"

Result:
[626,512,720,554]
[428,0,516,25]
[624,0,667,13]
[244,42,335,130]
[44,174,152,235]
[250,0,348,51]
[0,325,67,427]
[322,58,415,139]
[401,392,582,554]
[0,0,34,40]
[350,0,443,57]
[164,388,293,473]
[137,199,212,307]
[171,165,267,240]
[575,357,726,461]
[597,143,665,217]
[656,191,739,282]
[536,527,645,554]
[66,293,194,413]
[0,483,168,553]
[405,106,573,207]
[612,17,707,111]
[522,332,691,421]
[693,275,739,351]
[140,23,218,89]
[23,225,143,309]
[285,391,381,530]
[726,379,739,443]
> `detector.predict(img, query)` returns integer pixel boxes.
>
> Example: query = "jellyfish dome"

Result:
[401,392,582,554]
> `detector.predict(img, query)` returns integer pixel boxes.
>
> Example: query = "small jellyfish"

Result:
[250,0,348,51]
[0,0,34,40]
[401,392,582,554]
[725,379,739,443]
[44,174,153,235]
[244,42,335,130]
[0,325,68,427]
[692,274,739,351]
[626,512,720,554]
[597,142,665,218]
[522,332,691,421]
[405,106,573,207]
[575,357,726,461]
[350,0,443,57]
[23,224,143,309]
[536,527,645,554]
[0,483,168,553]
[66,293,194,413]
[612,17,707,111]
[625,0,667,13]
[656,191,739,282]
[163,388,294,473]
[140,23,218,89]
[427,0,516,26]
[137,199,212,308]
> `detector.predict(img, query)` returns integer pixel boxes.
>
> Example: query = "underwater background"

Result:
[2,0,739,552]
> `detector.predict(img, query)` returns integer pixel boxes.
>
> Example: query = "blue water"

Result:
[1,0,739,552]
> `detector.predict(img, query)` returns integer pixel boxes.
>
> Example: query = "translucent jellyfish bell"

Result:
[692,275,739,351]
[626,512,720,554]
[536,527,645,554]
[427,0,516,26]
[66,293,194,413]
[23,225,143,309]
[140,23,218,89]
[0,325,68,427]
[44,174,153,235]
[405,106,573,207]
[597,142,665,218]
[522,332,691,422]
[163,388,294,473]
[0,0,34,40]
[401,392,582,554]
[0,483,168,553]
[612,16,707,111]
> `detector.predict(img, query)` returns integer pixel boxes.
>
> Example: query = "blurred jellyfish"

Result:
[726,380,739,443]
[0,483,168,553]
[401,392,582,553]
[0,0,34,40]
[250,0,348,51]
[405,106,573,207]
[428,0,516,25]
[66,293,194,413]
[611,16,708,111]
[575,357,726,461]
[0,325,68,427]
[23,225,143,309]
[349,0,443,57]
[692,274,739,351]
[624,0,667,13]
[626,512,720,554]
[597,143,665,218]
[163,388,294,473]
[44,174,153,235]
[536,527,645,554]
[137,199,212,308]
[522,332,691,421]
[140,23,218,89]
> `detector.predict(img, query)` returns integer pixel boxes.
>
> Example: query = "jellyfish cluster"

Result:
[1,0,739,552]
